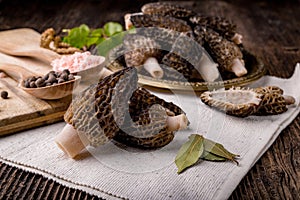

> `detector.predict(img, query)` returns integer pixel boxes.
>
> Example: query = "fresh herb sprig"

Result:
[175,134,240,174]
[62,22,123,50]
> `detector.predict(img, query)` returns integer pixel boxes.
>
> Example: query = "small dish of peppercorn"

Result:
[21,69,81,100]
[0,63,81,100]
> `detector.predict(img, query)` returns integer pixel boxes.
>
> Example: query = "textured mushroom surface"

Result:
[123,34,161,66]
[162,32,219,82]
[64,67,188,149]
[127,13,192,33]
[115,87,186,148]
[200,86,296,117]
[64,67,138,146]
[141,2,196,19]
[194,26,247,77]
[200,87,262,117]
[190,15,241,44]
[123,34,164,78]
[254,86,295,115]
[136,27,193,53]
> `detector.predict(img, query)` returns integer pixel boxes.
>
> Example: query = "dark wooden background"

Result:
[0,0,299,199]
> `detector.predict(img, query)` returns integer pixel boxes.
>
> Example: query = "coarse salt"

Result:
[51,52,105,73]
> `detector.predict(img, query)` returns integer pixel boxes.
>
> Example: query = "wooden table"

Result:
[0,0,299,199]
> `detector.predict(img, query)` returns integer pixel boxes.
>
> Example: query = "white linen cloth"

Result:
[0,64,299,200]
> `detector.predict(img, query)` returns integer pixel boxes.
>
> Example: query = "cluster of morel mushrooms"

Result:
[54,2,295,158]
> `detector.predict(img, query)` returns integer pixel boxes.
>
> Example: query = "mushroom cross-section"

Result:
[200,86,295,117]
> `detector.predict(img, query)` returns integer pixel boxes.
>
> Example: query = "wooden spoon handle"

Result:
[0,63,37,81]
[27,48,61,63]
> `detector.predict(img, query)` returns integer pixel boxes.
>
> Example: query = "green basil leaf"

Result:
[175,134,204,174]
[90,28,103,37]
[103,22,123,37]
[63,24,90,49]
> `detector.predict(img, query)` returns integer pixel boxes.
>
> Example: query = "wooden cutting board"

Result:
[0,28,70,136]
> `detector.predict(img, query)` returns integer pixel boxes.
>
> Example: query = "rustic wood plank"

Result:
[0,29,72,136]
[0,75,71,136]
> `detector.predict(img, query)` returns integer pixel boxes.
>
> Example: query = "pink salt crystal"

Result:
[51,52,105,73]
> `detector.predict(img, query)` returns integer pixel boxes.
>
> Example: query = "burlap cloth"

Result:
[0,64,299,200]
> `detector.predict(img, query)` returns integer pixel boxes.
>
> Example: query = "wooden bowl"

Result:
[0,63,81,100]
[20,76,81,100]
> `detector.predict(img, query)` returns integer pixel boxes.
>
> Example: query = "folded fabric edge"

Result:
[0,156,126,200]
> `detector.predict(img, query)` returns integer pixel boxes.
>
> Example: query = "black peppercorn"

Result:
[1,91,8,99]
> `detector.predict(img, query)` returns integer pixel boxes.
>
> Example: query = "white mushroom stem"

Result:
[124,12,143,30]
[55,124,90,158]
[230,58,247,77]
[283,95,296,105]
[231,33,243,45]
[99,67,113,79]
[143,57,164,78]
[166,114,188,132]
[198,53,220,82]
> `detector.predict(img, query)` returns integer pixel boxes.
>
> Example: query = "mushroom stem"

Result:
[166,114,188,132]
[124,13,143,30]
[55,124,89,158]
[124,14,133,30]
[230,58,247,77]
[231,33,243,45]
[198,53,220,82]
[283,95,296,105]
[143,57,164,78]
[99,67,113,79]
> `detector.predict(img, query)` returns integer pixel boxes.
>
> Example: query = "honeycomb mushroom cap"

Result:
[190,15,237,41]
[162,53,202,81]
[123,34,162,67]
[141,2,196,19]
[136,27,193,53]
[64,67,138,147]
[129,13,192,33]
[254,86,292,115]
[194,26,246,77]
[114,87,187,148]
[200,87,262,117]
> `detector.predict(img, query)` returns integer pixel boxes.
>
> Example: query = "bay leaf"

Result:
[203,138,239,164]
[201,151,226,161]
[175,134,204,174]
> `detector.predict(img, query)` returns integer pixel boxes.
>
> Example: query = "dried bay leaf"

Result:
[175,134,240,174]
[175,134,204,174]
[203,138,239,165]
[201,151,226,161]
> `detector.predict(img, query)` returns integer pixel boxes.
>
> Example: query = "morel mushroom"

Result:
[253,86,295,115]
[162,32,219,82]
[141,2,196,19]
[190,15,243,45]
[115,87,188,148]
[55,67,188,158]
[194,26,247,77]
[124,13,192,33]
[123,34,164,78]
[200,86,295,117]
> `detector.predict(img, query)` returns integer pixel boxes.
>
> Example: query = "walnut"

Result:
[40,28,82,55]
